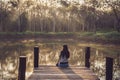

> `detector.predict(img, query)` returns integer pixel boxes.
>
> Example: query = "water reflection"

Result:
[0,42,120,80]
[90,48,120,80]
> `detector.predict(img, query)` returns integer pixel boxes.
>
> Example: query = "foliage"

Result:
[0,0,120,32]
[0,31,120,39]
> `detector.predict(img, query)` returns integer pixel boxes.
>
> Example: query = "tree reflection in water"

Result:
[0,43,120,80]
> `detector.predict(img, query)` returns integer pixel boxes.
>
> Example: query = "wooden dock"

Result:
[18,47,114,80]
[28,65,99,80]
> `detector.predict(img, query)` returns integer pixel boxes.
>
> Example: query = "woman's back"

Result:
[60,50,70,59]
[57,45,70,67]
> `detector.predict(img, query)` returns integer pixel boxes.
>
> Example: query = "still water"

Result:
[0,41,120,80]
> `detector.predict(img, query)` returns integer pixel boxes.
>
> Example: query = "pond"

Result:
[0,40,120,80]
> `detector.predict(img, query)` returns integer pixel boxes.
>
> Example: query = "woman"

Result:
[57,45,70,68]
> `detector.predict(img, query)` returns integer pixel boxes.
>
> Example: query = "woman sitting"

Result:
[56,45,70,68]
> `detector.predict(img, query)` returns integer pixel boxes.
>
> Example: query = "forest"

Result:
[0,1,120,80]
[0,0,120,33]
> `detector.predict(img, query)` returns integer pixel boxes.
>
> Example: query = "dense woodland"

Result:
[0,0,120,32]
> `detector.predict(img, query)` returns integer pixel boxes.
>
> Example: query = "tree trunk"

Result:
[112,7,120,32]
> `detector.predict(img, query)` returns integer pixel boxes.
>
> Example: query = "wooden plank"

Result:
[28,74,97,79]
[29,79,93,80]
[28,66,99,80]
[33,70,93,74]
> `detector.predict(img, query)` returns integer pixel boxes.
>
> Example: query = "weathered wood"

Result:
[28,66,99,80]
[18,56,26,80]
[106,57,113,80]
[34,46,39,68]
[85,47,90,68]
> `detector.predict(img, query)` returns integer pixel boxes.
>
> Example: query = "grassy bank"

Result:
[0,31,120,44]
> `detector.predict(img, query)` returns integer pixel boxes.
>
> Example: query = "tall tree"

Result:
[105,0,120,32]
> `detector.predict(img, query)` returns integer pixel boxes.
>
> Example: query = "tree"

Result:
[105,0,120,32]
[0,1,11,32]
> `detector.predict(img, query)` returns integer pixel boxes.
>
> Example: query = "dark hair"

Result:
[63,45,68,50]
[60,45,70,59]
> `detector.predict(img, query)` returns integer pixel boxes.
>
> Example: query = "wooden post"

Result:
[85,47,90,68]
[106,57,113,80]
[117,54,120,66]
[18,56,26,80]
[34,46,39,68]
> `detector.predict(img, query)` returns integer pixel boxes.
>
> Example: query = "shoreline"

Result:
[0,32,120,46]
